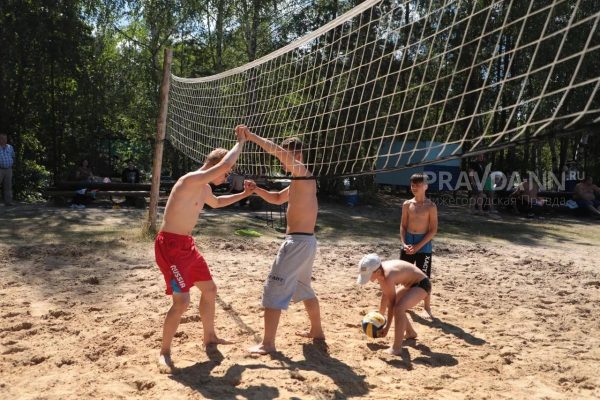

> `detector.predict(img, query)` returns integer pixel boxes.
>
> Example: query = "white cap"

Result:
[356,253,381,285]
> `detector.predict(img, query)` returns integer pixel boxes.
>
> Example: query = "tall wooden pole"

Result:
[147,48,173,234]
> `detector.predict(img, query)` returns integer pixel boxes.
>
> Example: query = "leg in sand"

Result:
[583,202,600,217]
[404,316,418,340]
[159,292,190,373]
[386,288,427,356]
[249,308,281,355]
[395,287,417,339]
[195,281,233,346]
[295,297,325,340]
[423,294,433,319]
[417,254,433,319]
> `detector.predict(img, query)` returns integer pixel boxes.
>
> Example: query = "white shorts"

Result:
[262,234,317,310]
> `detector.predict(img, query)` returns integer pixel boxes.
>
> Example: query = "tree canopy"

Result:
[0,0,597,199]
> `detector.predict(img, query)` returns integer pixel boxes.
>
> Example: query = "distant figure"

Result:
[573,176,600,217]
[122,159,141,183]
[122,160,142,207]
[510,178,545,218]
[484,170,503,215]
[71,159,94,209]
[75,159,94,182]
[0,133,15,206]
[468,154,486,214]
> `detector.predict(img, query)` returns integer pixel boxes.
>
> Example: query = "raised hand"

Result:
[235,125,247,143]
[242,125,255,141]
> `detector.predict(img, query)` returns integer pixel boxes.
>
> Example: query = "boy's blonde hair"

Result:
[204,148,228,168]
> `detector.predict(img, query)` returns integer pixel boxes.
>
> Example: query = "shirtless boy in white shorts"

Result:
[239,126,325,354]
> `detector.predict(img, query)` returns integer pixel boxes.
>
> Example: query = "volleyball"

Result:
[361,311,387,338]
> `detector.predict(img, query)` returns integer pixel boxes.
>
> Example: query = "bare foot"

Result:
[425,307,434,319]
[203,337,234,346]
[405,331,418,340]
[158,354,177,374]
[384,347,403,356]
[248,343,276,355]
[295,331,325,340]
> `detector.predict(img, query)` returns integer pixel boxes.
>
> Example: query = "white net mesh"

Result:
[167,0,600,177]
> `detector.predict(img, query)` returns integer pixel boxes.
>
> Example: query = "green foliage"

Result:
[16,160,52,202]
[0,0,598,202]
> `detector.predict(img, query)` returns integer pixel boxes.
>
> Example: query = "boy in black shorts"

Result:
[400,173,437,317]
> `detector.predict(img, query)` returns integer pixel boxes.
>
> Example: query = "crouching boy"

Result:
[356,253,431,355]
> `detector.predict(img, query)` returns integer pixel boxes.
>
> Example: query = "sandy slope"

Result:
[0,205,599,399]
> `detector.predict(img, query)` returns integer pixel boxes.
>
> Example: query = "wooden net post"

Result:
[146,48,173,234]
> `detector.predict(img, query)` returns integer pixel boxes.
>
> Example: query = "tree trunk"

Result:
[215,0,225,72]
[549,137,558,175]
[147,49,173,234]
[559,137,568,171]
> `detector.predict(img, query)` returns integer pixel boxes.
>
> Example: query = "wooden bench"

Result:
[45,182,169,208]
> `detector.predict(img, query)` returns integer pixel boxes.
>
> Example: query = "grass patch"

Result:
[234,229,262,237]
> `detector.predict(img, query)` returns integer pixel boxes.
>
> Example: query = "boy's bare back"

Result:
[382,260,427,288]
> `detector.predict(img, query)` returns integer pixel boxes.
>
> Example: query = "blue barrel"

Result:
[342,190,359,206]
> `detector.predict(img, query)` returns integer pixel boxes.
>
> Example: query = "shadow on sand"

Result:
[409,311,487,346]
[367,340,458,370]
[271,341,369,399]
[170,346,280,400]
[171,340,369,400]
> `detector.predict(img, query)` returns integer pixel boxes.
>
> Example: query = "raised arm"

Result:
[180,128,246,188]
[242,126,310,177]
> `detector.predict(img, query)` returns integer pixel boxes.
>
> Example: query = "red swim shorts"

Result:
[155,231,212,295]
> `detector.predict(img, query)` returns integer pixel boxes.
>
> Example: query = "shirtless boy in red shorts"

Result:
[155,126,253,372]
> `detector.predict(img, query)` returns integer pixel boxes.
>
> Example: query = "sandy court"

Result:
[0,203,599,399]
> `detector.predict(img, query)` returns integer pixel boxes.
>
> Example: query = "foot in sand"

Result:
[248,343,276,355]
[158,354,177,374]
[405,331,418,340]
[203,336,234,346]
[424,306,434,319]
[385,347,403,356]
[295,331,325,340]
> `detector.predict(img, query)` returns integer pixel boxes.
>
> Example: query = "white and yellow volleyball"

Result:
[361,311,387,338]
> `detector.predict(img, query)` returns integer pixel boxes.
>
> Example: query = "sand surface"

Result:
[1,203,599,399]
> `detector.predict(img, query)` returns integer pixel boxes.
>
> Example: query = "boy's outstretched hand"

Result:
[244,179,256,193]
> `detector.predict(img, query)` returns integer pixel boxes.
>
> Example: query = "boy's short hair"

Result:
[204,148,228,167]
[410,173,426,184]
[281,137,303,152]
